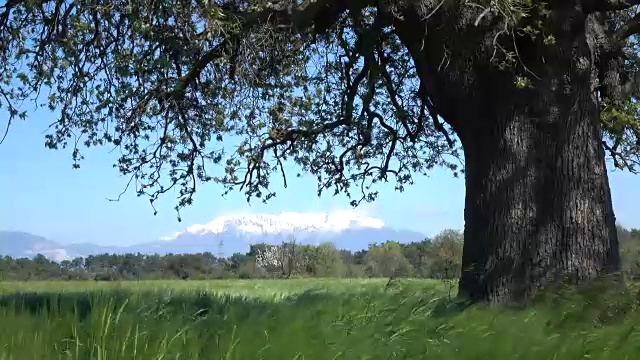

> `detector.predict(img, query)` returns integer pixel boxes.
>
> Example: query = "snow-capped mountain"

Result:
[0,211,427,260]
[0,231,71,262]
[153,210,424,255]
[161,211,385,240]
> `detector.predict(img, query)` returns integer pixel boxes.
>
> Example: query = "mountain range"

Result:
[0,211,427,261]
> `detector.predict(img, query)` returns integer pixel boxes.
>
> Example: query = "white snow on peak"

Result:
[160,210,385,241]
[26,248,70,262]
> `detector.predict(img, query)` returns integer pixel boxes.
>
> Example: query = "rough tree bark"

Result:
[394,3,621,303]
[456,72,620,303]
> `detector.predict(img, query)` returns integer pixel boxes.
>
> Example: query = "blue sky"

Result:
[1,106,640,246]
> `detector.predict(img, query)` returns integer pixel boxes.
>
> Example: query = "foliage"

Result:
[1,279,640,359]
[4,226,640,283]
[2,1,640,216]
[428,229,463,280]
[0,0,465,216]
[363,240,414,277]
[618,225,640,280]
[0,229,455,281]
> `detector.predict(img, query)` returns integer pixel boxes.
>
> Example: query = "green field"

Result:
[0,279,639,359]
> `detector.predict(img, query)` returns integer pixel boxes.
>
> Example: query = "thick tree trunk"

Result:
[392,2,621,304]
[455,21,620,304]
[456,92,620,304]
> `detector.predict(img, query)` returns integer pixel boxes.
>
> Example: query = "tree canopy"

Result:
[1,0,640,215]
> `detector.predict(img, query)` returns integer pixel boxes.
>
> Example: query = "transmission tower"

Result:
[217,238,225,259]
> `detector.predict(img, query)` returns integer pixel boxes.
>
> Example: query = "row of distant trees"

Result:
[2,226,640,282]
[619,227,640,279]
[0,229,464,281]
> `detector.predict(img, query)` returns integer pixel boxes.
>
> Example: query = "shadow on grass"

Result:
[528,278,640,329]
[0,291,97,321]
[0,286,369,324]
[2,279,639,332]
[429,296,472,318]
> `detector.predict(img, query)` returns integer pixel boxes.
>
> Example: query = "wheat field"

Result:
[0,278,639,359]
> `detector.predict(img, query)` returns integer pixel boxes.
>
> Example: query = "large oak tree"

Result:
[1,0,640,303]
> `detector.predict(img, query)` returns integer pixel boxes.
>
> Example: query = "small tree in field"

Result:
[280,235,298,278]
[252,244,282,277]
[250,236,298,278]
[429,229,464,299]
[314,242,347,277]
[364,241,414,279]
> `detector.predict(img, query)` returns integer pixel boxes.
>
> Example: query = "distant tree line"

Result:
[619,226,640,280]
[2,226,640,282]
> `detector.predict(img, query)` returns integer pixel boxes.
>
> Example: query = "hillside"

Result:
[0,211,427,260]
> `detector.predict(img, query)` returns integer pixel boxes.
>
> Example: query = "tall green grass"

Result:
[0,279,639,359]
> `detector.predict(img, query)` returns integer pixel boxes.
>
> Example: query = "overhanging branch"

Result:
[170,0,375,103]
[234,0,373,33]
[614,12,640,40]
[582,0,640,13]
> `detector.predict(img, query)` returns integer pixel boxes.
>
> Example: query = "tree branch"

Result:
[171,0,375,103]
[582,0,640,13]
[614,12,640,40]
[235,0,372,33]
